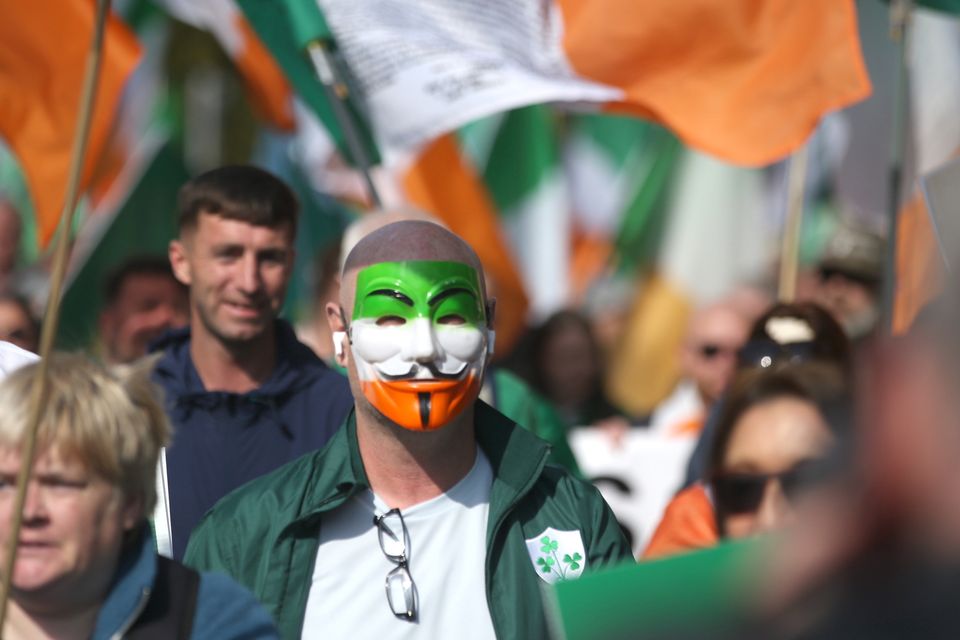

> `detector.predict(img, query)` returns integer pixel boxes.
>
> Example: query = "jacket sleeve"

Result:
[577,476,635,570]
[191,572,279,639]
[183,511,235,576]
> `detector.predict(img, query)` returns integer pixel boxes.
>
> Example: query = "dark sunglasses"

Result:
[712,463,822,515]
[698,343,739,359]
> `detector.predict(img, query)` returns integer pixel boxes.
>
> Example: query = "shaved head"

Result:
[340,220,485,312]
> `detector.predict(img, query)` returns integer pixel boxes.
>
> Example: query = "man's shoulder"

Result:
[198,446,325,527]
[529,463,605,507]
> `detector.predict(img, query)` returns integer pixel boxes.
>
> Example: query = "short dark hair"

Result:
[176,165,298,236]
[103,256,181,308]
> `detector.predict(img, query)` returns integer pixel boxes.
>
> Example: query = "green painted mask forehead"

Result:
[353,260,485,324]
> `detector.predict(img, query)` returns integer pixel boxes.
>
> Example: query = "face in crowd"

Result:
[0,355,166,621]
[681,304,750,405]
[336,260,493,431]
[330,222,495,432]
[535,312,602,415]
[170,213,294,347]
[0,296,37,353]
[0,446,141,610]
[100,270,188,363]
[716,396,833,537]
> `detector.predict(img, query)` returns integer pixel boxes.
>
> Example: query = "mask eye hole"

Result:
[376,316,407,327]
[437,314,466,326]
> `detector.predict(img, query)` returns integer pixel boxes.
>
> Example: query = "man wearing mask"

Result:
[186,221,630,638]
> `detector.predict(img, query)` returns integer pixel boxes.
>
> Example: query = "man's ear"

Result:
[326,302,349,367]
[168,240,192,286]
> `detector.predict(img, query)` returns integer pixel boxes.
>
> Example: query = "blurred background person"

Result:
[748,295,960,638]
[0,293,38,353]
[0,196,22,292]
[683,301,853,486]
[0,354,278,639]
[646,300,754,437]
[807,221,885,343]
[296,238,344,367]
[528,309,624,427]
[0,195,49,318]
[644,364,848,559]
[708,366,846,540]
[97,255,189,364]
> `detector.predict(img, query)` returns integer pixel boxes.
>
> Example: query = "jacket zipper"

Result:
[110,586,152,640]
[484,449,550,638]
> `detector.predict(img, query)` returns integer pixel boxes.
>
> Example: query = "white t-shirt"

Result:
[301,448,497,639]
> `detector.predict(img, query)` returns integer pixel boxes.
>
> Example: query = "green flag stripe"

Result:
[481,105,557,216]
[57,140,190,350]
[235,0,381,165]
[613,127,682,272]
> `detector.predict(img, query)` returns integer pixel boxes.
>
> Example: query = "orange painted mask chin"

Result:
[360,373,481,431]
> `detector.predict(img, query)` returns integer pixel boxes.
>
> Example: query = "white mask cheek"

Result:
[435,326,486,375]
[351,322,414,378]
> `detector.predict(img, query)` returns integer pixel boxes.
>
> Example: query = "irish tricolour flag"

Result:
[246,0,871,167]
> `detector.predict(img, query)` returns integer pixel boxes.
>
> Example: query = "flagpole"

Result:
[0,0,112,627]
[883,0,913,332]
[304,42,382,208]
[285,1,382,208]
[778,144,809,302]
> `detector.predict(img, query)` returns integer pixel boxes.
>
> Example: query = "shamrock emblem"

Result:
[540,536,559,554]
[525,528,587,585]
[562,552,583,571]
[536,556,555,573]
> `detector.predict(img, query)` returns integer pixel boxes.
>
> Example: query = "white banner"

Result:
[569,428,697,556]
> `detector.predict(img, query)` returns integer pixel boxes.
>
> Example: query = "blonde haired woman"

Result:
[0,354,278,639]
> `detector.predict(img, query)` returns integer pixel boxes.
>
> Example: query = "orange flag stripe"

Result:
[234,15,295,131]
[0,1,141,248]
[893,190,943,335]
[558,0,871,166]
[403,134,529,355]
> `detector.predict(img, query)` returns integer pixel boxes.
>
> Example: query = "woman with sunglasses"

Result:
[644,364,847,556]
[708,365,846,539]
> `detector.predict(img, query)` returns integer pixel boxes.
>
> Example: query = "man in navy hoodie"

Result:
[151,165,353,559]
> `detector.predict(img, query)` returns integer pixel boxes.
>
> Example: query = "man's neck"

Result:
[356,407,478,510]
[5,599,100,640]
[190,322,277,393]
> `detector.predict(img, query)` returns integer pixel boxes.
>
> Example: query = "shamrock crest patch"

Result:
[524,527,586,585]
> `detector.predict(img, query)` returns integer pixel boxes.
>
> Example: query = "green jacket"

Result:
[184,401,632,639]
[486,368,582,477]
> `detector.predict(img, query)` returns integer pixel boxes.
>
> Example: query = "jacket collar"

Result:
[151,319,330,400]
[91,523,157,639]
[296,401,551,526]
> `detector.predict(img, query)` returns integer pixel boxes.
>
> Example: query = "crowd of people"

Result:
[0,164,951,639]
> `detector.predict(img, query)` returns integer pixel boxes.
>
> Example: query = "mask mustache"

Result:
[381,360,468,381]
